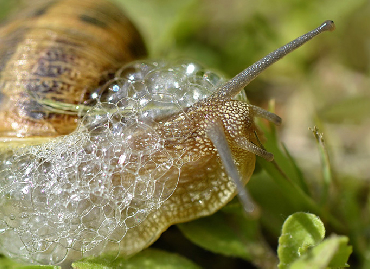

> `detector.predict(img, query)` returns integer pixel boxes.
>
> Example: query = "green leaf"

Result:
[257,121,315,213]
[72,249,200,269]
[327,236,352,267]
[277,212,325,269]
[0,255,59,269]
[290,235,352,269]
[178,204,278,268]
[248,171,299,237]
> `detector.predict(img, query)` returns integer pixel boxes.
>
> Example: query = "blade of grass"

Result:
[309,126,333,206]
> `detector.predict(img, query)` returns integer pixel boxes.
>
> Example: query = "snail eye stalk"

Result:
[206,119,255,212]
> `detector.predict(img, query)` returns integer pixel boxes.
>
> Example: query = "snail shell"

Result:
[0,0,146,138]
[0,0,335,266]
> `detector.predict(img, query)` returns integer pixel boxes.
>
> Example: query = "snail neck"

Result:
[155,99,258,164]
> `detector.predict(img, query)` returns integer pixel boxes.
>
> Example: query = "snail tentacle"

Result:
[251,105,282,126]
[213,20,335,99]
[234,136,274,162]
[205,119,255,213]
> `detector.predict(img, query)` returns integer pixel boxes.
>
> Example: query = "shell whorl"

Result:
[0,0,147,137]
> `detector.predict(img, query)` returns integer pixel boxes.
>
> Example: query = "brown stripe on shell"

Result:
[0,0,147,137]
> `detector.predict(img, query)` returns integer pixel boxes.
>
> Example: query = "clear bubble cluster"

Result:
[0,60,244,265]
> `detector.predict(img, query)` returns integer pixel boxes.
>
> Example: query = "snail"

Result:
[0,0,335,267]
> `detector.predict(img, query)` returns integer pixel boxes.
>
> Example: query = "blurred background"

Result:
[116,0,370,182]
[0,0,369,268]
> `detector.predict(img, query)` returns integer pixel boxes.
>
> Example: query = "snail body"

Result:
[0,0,335,266]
